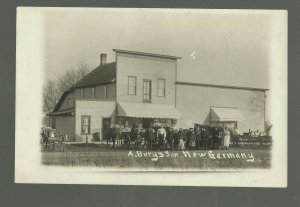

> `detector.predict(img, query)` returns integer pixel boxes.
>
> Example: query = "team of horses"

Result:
[104,128,149,150]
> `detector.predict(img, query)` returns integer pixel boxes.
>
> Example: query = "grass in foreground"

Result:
[42,144,271,169]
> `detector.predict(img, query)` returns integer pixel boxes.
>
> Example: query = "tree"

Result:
[43,80,60,113]
[43,62,92,114]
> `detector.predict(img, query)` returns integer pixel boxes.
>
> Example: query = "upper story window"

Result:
[51,117,56,129]
[143,80,152,103]
[67,98,73,107]
[80,88,84,98]
[91,87,95,99]
[157,79,166,97]
[104,85,107,99]
[128,76,137,95]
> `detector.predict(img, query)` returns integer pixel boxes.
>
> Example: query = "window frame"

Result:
[51,117,56,129]
[128,76,137,95]
[143,79,152,103]
[157,78,166,97]
[80,88,84,99]
[104,85,107,99]
[91,87,95,99]
[67,98,73,107]
[81,115,91,135]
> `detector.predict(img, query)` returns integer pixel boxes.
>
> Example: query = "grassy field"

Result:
[41,143,271,169]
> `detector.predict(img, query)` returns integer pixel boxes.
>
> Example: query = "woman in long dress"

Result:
[187,128,196,150]
[178,128,185,150]
[223,128,230,150]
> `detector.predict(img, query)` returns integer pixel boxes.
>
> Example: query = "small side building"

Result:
[48,57,117,142]
[175,82,266,133]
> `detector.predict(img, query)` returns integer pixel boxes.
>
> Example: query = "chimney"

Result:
[100,53,107,66]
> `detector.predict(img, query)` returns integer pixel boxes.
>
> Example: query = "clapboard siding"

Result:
[83,87,93,99]
[176,84,265,133]
[95,85,106,99]
[58,92,74,110]
[106,83,116,100]
[55,116,75,141]
[116,53,176,105]
[75,100,116,142]
[74,83,116,100]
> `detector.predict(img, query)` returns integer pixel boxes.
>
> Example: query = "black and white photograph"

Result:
[15,8,287,187]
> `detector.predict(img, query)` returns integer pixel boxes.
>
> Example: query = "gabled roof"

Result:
[51,62,116,113]
[52,90,73,112]
[73,62,116,88]
[47,107,74,116]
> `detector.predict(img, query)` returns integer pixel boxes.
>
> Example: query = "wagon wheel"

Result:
[59,141,65,152]
[134,137,143,151]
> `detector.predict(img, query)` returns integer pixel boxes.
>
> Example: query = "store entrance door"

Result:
[102,118,111,140]
[142,118,152,129]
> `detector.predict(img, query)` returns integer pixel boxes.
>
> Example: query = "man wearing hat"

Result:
[195,126,201,150]
[173,128,179,150]
[201,127,209,150]
[157,125,166,150]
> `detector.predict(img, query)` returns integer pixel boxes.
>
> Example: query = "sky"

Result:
[43,8,275,89]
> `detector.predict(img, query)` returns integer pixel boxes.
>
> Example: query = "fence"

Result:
[231,135,272,147]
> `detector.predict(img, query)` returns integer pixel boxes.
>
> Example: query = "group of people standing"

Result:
[141,125,232,151]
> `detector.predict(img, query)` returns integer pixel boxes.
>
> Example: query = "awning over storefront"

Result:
[210,107,245,122]
[118,102,181,119]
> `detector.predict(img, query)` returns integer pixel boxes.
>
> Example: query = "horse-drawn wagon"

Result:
[41,127,65,151]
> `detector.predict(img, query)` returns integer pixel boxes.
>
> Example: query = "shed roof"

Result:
[210,107,245,122]
[118,102,181,119]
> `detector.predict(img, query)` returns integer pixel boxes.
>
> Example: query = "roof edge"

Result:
[47,107,75,116]
[72,62,116,88]
[72,80,116,89]
[113,49,181,60]
[176,81,269,91]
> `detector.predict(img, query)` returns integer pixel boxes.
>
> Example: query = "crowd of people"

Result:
[248,129,266,137]
[107,124,238,151]
[41,124,269,150]
[151,125,233,150]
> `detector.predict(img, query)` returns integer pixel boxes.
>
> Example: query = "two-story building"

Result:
[48,49,267,142]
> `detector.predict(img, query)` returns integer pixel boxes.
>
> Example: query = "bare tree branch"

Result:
[43,62,92,113]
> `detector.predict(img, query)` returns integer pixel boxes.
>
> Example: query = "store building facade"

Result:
[48,49,267,142]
